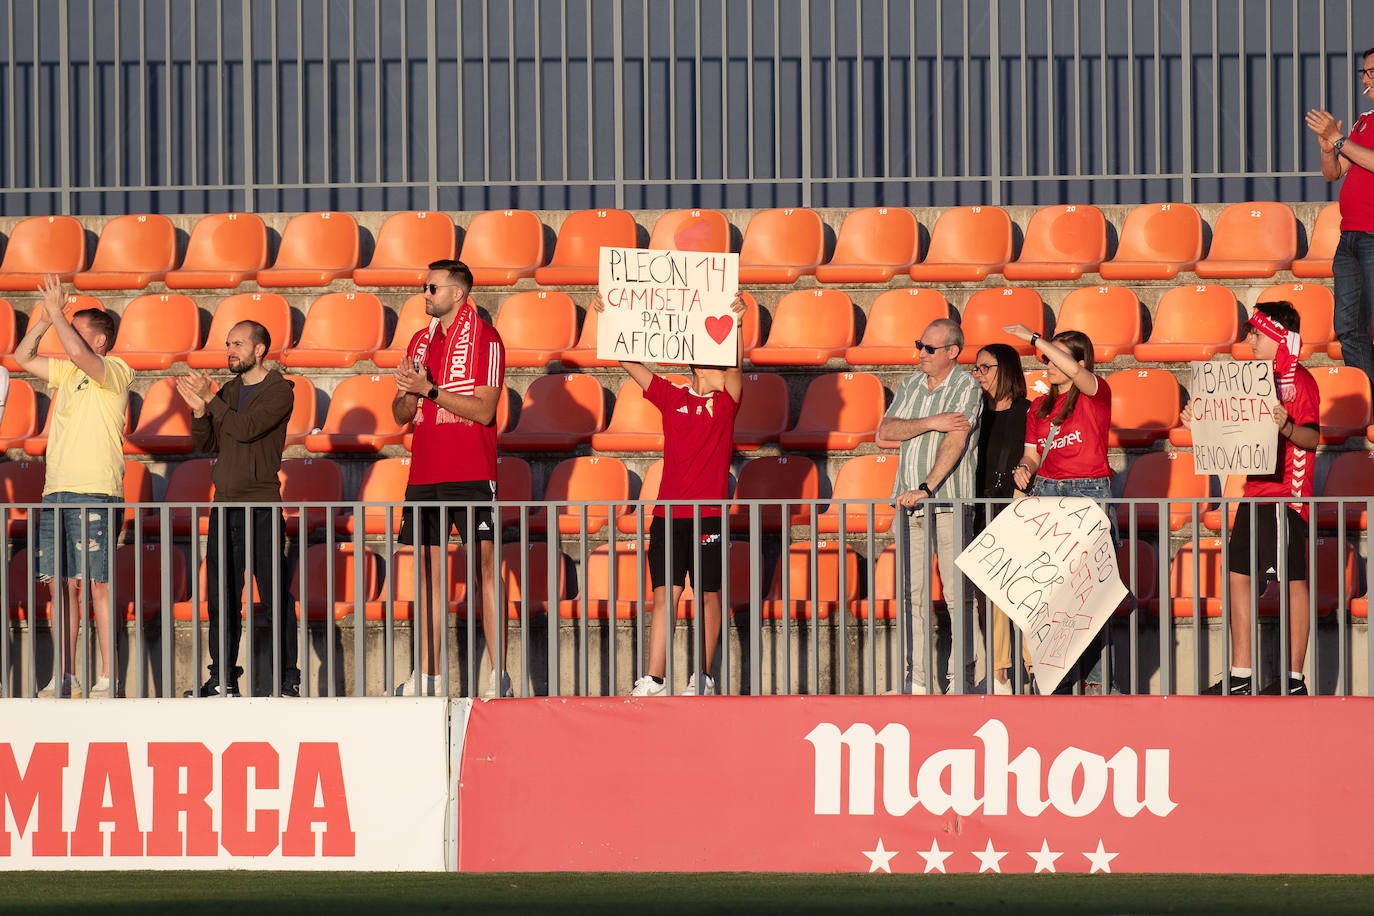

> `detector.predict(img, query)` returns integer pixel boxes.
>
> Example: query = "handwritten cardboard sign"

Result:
[1187,359,1278,475]
[597,246,739,365]
[955,496,1126,694]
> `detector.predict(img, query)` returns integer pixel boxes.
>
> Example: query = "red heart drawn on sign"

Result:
[704,315,734,344]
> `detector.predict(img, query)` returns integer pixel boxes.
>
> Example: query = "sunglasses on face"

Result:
[421,282,462,295]
[914,341,951,355]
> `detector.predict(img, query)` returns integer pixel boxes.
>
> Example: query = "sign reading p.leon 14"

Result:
[954,496,1126,694]
[1187,359,1278,476]
[597,246,739,365]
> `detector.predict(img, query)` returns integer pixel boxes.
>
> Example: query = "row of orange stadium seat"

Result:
[0,201,1337,295]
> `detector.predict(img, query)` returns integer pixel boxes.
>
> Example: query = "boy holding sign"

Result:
[592,293,746,697]
[1182,302,1320,696]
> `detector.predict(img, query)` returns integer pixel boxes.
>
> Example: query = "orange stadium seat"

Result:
[3,295,104,371]
[145,456,214,537]
[120,458,154,533]
[279,456,347,536]
[496,454,534,528]
[616,458,664,536]
[590,374,688,453]
[747,289,855,366]
[1106,368,1182,447]
[302,375,409,453]
[7,549,55,621]
[23,395,131,458]
[112,542,189,622]
[279,291,386,368]
[164,212,269,289]
[1158,538,1227,618]
[1097,203,1203,280]
[733,371,791,450]
[1115,450,1212,534]
[363,544,466,621]
[0,378,38,451]
[557,303,618,369]
[492,540,569,618]
[907,205,1012,281]
[1316,449,1374,532]
[282,374,318,447]
[1132,284,1241,362]
[72,214,177,290]
[728,455,819,532]
[815,206,921,283]
[844,288,952,367]
[458,209,545,286]
[957,287,1044,361]
[108,293,201,369]
[559,542,651,619]
[535,208,639,286]
[648,208,731,252]
[778,371,885,451]
[345,456,411,536]
[1194,202,1297,278]
[1291,203,1340,279]
[529,455,630,536]
[494,290,579,367]
[172,556,258,622]
[352,211,457,287]
[1163,535,1356,618]
[1002,204,1108,280]
[760,540,860,619]
[816,454,899,534]
[1258,537,1356,616]
[1232,283,1335,361]
[291,542,380,621]
[1053,285,1143,362]
[853,544,945,620]
[0,297,15,358]
[0,459,44,538]
[372,293,432,369]
[736,207,825,283]
[1199,473,1245,533]
[184,292,292,369]
[498,373,607,452]
[1313,364,1372,445]
[124,377,197,455]
[1115,540,1159,614]
[256,211,360,287]
[0,216,86,289]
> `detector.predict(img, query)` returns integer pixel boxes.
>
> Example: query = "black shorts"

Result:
[398,481,497,546]
[648,515,724,591]
[1226,501,1308,587]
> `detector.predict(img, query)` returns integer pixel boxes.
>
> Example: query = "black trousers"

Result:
[205,505,299,687]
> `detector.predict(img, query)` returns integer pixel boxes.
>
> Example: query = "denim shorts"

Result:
[36,492,123,583]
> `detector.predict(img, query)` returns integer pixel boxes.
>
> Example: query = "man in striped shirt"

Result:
[879,318,983,694]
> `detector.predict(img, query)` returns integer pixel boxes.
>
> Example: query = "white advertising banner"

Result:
[1186,359,1279,475]
[597,245,739,364]
[0,698,448,870]
[955,496,1127,694]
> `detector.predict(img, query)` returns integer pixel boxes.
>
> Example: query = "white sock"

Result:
[1230,666,1253,677]
[1289,671,1305,681]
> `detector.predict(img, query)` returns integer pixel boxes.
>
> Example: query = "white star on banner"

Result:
[1083,839,1118,874]
[916,839,953,874]
[862,838,898,874]
[1028,839,1063,874]
[971,838,1007,874]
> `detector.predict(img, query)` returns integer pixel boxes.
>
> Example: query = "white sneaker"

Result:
[483,670,514,698]
[394,672,442,696]
[38,674,82,698]
[631,676,667,697]
[682,674,716,696]
[993,678,1014,696]
[87,676,113,699]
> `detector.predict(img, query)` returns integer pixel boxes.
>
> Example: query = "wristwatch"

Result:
[1335,136,1348,153]
[917,482,933,497]
[426,386,439,401]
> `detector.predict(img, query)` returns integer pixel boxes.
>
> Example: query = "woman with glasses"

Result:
[1003,324,1119,695]
[970,343,1031,694]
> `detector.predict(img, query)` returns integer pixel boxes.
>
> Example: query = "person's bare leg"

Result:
[647,585,685,678]
[701,591,723,678]
[1288,579,1312,674]
[89,580,113,680]
[418,544,445,676]
[476,540,504,676]
[62,580,80,677]
[1227,571,1254,669]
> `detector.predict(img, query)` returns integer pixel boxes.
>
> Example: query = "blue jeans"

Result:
[1029,476,1119,694]
[1332,230,1374,394]
[36,493,122,583]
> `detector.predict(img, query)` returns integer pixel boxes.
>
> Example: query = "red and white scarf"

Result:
[412,304,477,396]
[1248,311,1300,401]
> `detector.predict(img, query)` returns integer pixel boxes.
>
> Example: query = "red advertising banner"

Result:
[456,696,1374,874]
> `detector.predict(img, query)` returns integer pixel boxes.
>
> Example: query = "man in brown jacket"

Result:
[177,319,298,697]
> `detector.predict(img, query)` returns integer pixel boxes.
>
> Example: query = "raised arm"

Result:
[1307,109,1356,181]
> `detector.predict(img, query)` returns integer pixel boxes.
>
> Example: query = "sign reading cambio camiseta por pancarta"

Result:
[1187,359,1279,476]
[597,246,739,365]
[955,497,1126,694]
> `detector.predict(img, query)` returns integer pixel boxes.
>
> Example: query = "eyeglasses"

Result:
[1357,67,1374,78]
[914,341,952,355]
[421,282,462,295]
[970,363,998,375]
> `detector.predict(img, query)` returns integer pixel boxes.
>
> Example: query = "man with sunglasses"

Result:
[879,318,983,694]
[1306,48,1374,395]
[391,259,510,698]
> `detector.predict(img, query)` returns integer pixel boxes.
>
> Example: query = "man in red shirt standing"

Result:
[595,294,745,696]
[392,260,509,698]
[1184,302,1321,696]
